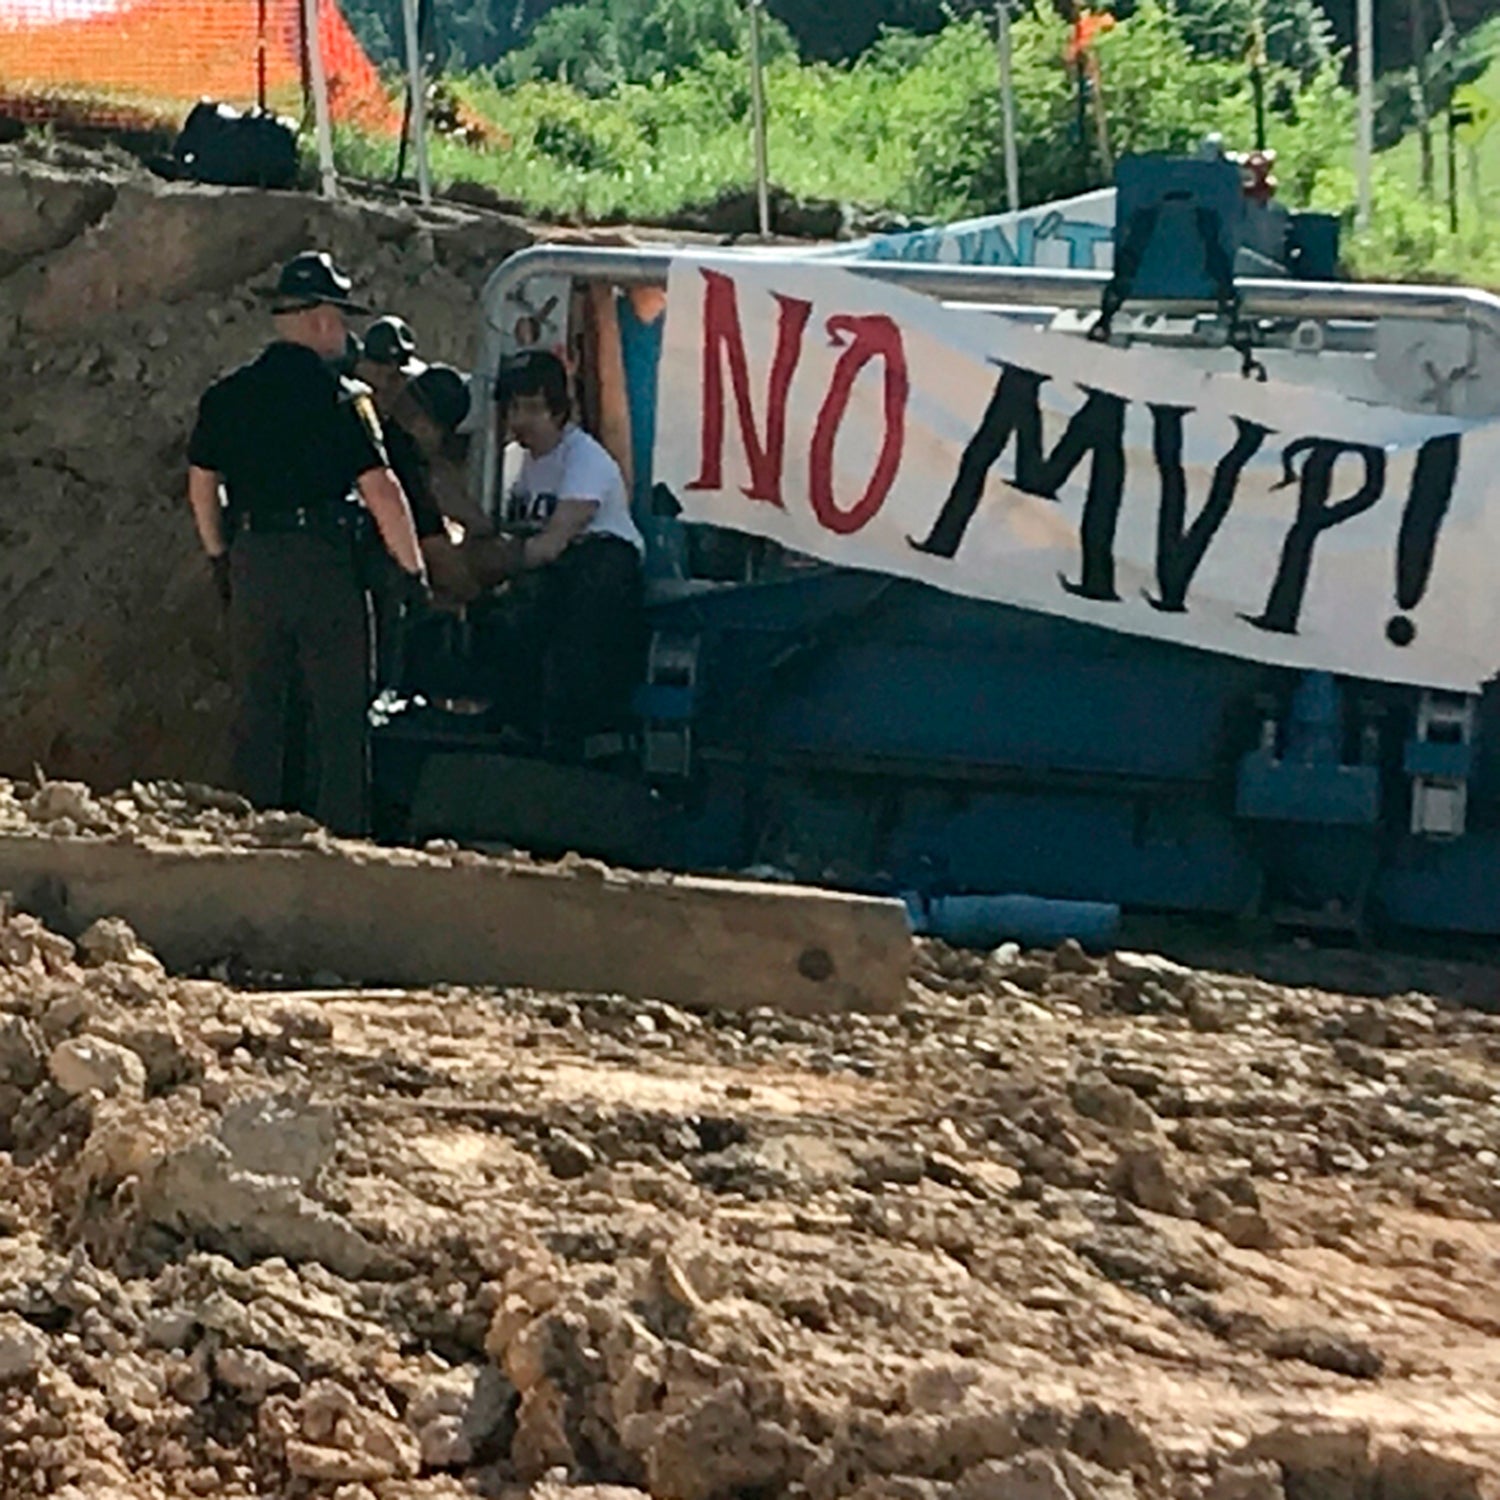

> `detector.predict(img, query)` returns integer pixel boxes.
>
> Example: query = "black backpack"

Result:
[172,100,299,190]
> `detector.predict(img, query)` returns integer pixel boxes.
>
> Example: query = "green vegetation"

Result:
[341,4,1347,218]
[339,0,1484,73]
[332,0,1500,286]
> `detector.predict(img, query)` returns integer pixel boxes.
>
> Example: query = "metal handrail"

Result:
[476,243,1500,505]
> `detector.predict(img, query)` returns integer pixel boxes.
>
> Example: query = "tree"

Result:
[341,0,575,70]
[501,0,796,89]
[762,0,987,61]
[1135,0,1334,75]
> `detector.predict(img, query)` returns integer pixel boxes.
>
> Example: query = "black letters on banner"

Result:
[1249,439,1386,635]
[911,362,1126,599]
[909,355,1464,649]
[1388,433,1462,646]
[1148,409,1272,613]
[1059,388,1127,602]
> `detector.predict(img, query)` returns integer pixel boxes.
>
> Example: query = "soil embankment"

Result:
[0,138,531,789]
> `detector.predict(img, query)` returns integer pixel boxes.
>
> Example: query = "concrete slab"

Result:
[0,834,910,1015]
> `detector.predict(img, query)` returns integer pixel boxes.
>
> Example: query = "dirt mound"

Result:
[0,770,529,858]
[1,878,1499,1498]
[0,136,532,791]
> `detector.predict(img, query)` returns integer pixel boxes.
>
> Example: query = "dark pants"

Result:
[365,551,405,696]
[229,531,371,836]
[486,536,646,746]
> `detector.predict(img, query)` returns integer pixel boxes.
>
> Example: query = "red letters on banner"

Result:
[810,314,908,535]
[688,269,908,534]
[687,269,811,506]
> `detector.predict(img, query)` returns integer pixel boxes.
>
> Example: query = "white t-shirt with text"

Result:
[503,425,643,554]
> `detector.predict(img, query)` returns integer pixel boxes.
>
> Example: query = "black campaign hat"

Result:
[406,363,471,433]
[363,315,425,374]
[262,251,371,313]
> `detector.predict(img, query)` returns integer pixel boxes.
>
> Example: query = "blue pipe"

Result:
[902,892,1120,951]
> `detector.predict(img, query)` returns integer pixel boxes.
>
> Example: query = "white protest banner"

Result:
[828,189,1116,270]
[657,254,1500,691]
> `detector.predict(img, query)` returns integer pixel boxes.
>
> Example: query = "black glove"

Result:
[210,553,232,609]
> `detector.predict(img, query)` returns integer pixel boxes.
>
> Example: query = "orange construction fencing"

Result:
[0,0,393,133]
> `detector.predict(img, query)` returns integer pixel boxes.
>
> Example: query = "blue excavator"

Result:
[372,148,1500,944]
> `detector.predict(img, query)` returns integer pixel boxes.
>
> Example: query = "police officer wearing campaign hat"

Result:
[363,315,425,375]
[356,314,426,419]
[186,250,428,836]
[351,315,470,693]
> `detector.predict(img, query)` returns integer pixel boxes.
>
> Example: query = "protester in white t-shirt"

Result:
[501,420,644,555]
[470,350,646,750]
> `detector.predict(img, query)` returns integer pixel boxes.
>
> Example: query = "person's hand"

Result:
[466,534,527,590]
[209,553,231,609]
[424,537,482,606]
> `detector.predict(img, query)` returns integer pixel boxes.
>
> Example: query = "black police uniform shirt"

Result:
[383,421,445,541]
[188,341,387,524]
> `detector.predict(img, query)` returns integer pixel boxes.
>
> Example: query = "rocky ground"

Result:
[2,873,1499,1500]
[0,773,339,850]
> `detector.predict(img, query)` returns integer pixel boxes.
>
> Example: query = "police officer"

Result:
[186,251,427,836]
[358,314,426,406]
[354,317,447,552]
[345,316,458,694]
[358,316,490,538]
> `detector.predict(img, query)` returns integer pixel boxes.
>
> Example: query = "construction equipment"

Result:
[372,150,1500,942]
